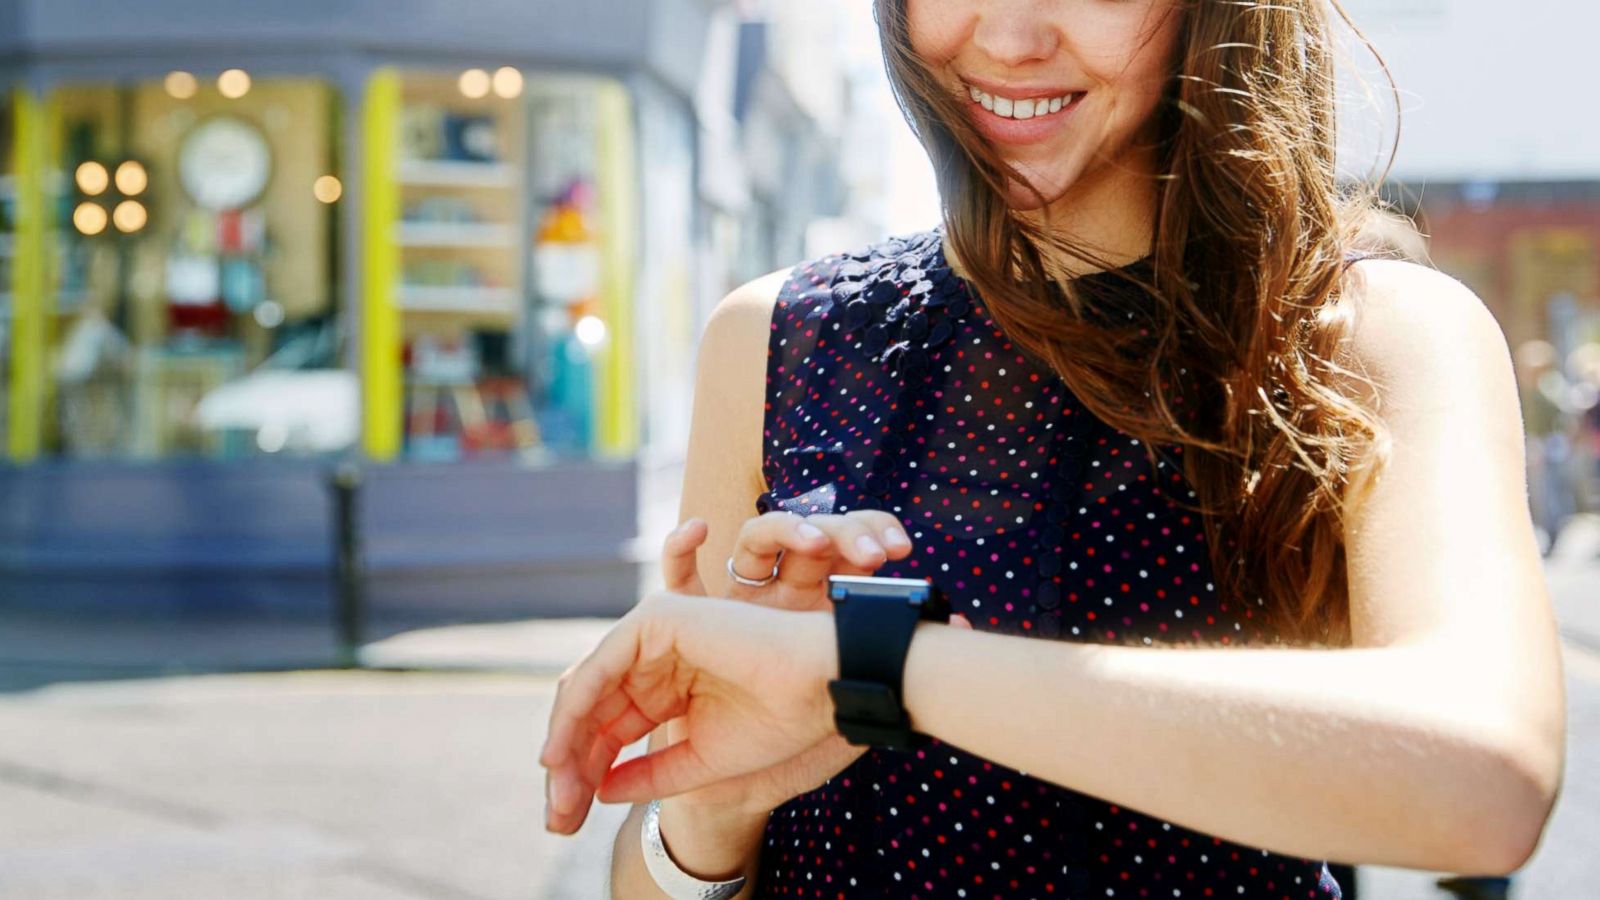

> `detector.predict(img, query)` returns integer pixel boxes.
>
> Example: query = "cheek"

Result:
[1087,22,1182,132]
[905,0,965,65]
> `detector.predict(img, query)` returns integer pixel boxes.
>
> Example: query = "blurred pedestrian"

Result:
[1517,339,1576,552]
[1565,342,1600,517]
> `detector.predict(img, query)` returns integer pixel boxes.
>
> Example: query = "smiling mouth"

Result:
[963,83,1085,121]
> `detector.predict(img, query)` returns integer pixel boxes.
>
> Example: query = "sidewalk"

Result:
[0,606,619,693]
[358,618,618,674]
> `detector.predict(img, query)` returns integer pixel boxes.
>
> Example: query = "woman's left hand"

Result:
[538,588,840,834]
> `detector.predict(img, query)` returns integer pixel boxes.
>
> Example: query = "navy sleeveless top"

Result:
[752,226,1345,898]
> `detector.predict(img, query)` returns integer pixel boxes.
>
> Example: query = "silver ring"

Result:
[727,551,783,588]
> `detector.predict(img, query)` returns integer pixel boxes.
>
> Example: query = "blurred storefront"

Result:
[0,0,836,619]
[1395,181,1600,538]
[1394,182,1600,356]
[1340,0,1600,547]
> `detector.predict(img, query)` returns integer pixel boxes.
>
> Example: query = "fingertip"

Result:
[594,769,628,805]
[881,527,912,551]
[594,779,624,805]
[668,519,705,541]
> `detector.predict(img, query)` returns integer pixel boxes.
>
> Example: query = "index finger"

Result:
[540,616,644,772]
[660,518,709,594]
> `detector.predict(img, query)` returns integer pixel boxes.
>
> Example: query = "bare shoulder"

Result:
[685,265,797,501]
[1337,254,1510,390]
[703,266,795,347]
[1336,257,1514,410]
[696,265,796,391]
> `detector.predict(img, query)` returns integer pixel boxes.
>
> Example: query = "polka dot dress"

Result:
[751,226,1344,899]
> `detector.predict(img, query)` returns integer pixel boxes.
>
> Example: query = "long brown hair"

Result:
[874,0,1405,647]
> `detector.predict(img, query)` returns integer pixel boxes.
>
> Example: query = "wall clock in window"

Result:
[178,116,273,211]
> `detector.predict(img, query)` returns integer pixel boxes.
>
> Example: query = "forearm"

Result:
[608,797,770,899]
[901,621,1551,874]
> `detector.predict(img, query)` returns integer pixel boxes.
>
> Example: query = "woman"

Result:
[541,1,1567,897]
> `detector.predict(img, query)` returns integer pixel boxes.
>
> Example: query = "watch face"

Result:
[178,116,273,211]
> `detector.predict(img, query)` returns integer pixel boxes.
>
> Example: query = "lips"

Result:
[958,79,1087,145]
[959,75,1085,101]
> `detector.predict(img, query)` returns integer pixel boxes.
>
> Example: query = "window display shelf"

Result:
[396,222,517,248]
[397,159,516,189]
[391,70,534,462]
[397,285,519,313]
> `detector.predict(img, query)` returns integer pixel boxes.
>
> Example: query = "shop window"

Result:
[393,70,609,462]
[42,75,350,460]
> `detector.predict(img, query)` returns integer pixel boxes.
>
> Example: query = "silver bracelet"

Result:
[640,797,748,899]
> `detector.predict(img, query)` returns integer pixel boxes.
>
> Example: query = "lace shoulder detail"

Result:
[755,227,974,518]
[830,227,973,380]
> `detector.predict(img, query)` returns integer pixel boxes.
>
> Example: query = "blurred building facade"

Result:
[0,0,857,619]
[1337,0,1600,538]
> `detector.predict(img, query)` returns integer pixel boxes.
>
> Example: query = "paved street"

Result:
[0,533,1596,899]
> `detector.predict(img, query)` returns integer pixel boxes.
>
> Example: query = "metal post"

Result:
[331,462,365,667]
[1436,876,1513,900]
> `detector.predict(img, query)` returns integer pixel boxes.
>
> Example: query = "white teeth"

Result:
[966,85,1078,121]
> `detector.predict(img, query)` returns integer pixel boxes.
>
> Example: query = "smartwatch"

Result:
[825,574,952,751]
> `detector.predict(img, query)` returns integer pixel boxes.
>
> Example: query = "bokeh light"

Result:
[492,66,523,99]
[112,200,148,233]
[75,161,109,196]
[115,160,148,196]
[575,315,608,347]
[73,202,108,236]
[313,175,343,204]
[458,68,491,99]
[164,70,198,99]
[218,68,252,99]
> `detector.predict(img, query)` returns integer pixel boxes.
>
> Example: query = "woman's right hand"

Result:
[651,512,970,817]
[667,510,917,611]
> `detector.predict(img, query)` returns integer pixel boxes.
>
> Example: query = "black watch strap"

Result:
[826,575,950,751]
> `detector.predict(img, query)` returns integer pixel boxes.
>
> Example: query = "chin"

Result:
[1000,171,1073,211]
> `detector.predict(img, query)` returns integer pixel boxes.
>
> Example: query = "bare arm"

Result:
[604,260,1562,881]
[895,260,1564,875]
[606,268,792,898]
